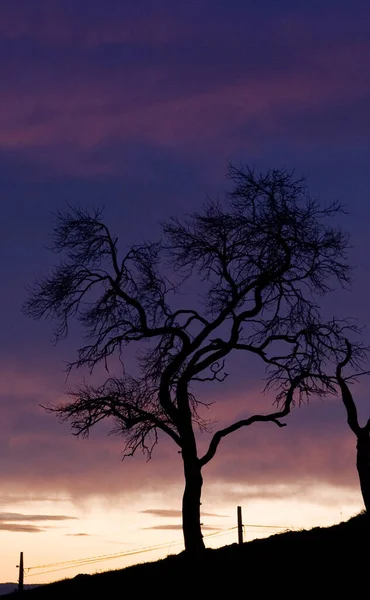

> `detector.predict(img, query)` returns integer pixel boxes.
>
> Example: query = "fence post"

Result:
[18,552,24,593]
[237,506,243,545]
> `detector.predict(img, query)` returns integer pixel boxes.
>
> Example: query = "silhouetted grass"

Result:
[6,511,369,598]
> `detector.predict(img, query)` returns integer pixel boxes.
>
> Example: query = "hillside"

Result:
[5,512,369,598]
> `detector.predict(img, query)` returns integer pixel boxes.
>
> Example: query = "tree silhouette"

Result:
[336,340,370,514]
[23,164,364,555]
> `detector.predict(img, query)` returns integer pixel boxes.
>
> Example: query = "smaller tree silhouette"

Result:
[23,164,365,555]
[336,340,370,514]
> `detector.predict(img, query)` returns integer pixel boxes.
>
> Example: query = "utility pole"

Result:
[237,506,243,545]
[18,552,24,593]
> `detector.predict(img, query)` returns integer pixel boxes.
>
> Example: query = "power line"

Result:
[25,531,233,578]
[25,539,186,578]
[25,545,175,578]
[24,522,298,579]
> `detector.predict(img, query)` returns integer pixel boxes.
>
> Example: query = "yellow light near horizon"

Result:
[0,483,363,586]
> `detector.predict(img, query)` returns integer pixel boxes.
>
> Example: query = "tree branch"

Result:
[336,339,361,436]
[199,372,306,466]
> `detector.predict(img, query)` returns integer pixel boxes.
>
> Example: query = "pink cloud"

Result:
[0,13,369,176]
[0,362,365,507]
[0,72,361,177]
[3,61,369,147]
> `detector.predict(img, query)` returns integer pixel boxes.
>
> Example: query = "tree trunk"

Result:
[356,429,370,514]
[182,456,205,555]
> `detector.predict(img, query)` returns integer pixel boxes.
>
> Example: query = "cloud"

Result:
[0,3,369,177]
[142,524,182,530]
[142,524,219,531]
[0,523,45,533]
[0,511,77,534]
[1,64,369,167]
[140,509,182,518]
[141,509,227,518]
[0,362,365,506]
[0,513,77,522]
[211,482,361,510]
[0,495,72,505]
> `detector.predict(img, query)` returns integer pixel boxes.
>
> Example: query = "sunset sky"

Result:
[1,0,370,586]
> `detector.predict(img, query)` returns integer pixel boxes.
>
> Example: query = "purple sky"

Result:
[1,0,370,565]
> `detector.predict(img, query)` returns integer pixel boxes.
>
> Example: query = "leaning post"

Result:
[237,506,243,545]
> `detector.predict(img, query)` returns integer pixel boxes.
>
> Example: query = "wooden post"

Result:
[18,552,24,593]
[237,506,243,545]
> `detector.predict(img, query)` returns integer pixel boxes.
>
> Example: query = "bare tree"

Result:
[335,340,370,514]
[23,165,365,555]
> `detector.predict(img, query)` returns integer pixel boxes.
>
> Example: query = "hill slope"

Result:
[5,512,368,598]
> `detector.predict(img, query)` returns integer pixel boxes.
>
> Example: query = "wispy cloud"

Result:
[0,511,77,534]
[0,513,77,522]
[141,509,227,518]
[0,495,72,505]
[0,364,363,501]
[0,523,45,533]
[142,524,220,531]
[0,3,369,177]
